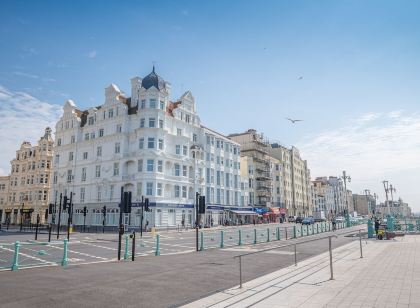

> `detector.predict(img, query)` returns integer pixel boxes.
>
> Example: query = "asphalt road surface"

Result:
[0,225,365,308]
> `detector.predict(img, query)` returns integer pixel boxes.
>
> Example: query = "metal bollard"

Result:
[124,235,129,260]
[155,234,160,256]
[359,230,363,258]
[317,223,319,234]
[253,228,257,244]
[293,226,296,238]
[131,231,136,261]
[306,224,309,236]
[220,230,224,248]
[276,227,280,241]
[61,239,68,266]
[11,241,20,271]
[285,227,288,240]
[329,236,333,280]
[48,224,52,242]
[294,244,297,266]
[301,225,303,237]
[238,229,242,246]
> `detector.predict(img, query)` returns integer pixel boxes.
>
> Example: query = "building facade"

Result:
[1,128,54,224]
[0,176,10,223]
[51,68,247,229]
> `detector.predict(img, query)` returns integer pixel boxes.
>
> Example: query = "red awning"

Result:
[269,207,280,214]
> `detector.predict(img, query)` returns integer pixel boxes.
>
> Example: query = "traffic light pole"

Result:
[140,196,144,238]
[67,192,73,241]
[196,192,199,252]
[57,193,62,239]
[118,187,124,261]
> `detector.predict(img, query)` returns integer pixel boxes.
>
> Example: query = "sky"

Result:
[0,0,419,210]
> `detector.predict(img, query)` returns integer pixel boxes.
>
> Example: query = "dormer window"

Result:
[88,117,94,125]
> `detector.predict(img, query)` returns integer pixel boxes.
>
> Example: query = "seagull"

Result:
[298,76,303,80]
[286,118,303,123]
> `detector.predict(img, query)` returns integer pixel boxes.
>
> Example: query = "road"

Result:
[0,224,365,308]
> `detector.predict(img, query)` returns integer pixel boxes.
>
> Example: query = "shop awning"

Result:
[269,207,280,214]
[230,210,258,215]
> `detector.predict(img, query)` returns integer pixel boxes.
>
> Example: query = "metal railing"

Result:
[234,229,364,288]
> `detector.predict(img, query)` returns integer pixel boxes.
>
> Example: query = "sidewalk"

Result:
[183,235,420,308]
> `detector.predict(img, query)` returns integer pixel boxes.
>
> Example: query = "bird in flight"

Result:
[298,76,303,80]
[286,118,303,123]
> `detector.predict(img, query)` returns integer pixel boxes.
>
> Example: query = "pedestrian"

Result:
[375,219,380,237]
[253,218,256,226]
[181,218,185,229]
[332,217,337,231]
[145,220,149,232]
[211,217,214,227]
[240,219,243,226]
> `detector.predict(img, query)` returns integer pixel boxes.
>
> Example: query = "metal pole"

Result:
[57,193,62,239]
[239,256,242,288]
[35,214,40,240]
[329,236,334,280]
[11,241,20,271]
[61,239,68,266]
[83,215,86,233]
[20,204,23,232]
[48,224,52,242]
[131,231,135,261]
[118,187,124,261]
[294,244,297,266]
[196,192,199,251]
[140,196,144,238]
[124,235,129,260]
[67,192,73,241]
[359,230,363,258]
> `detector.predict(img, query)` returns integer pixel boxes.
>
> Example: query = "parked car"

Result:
[295,216,303,224]
[314,217,326,222]
[288,216,296,223]
[302,217,315,225]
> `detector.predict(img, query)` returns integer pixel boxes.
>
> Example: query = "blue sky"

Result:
[1,0,419,209]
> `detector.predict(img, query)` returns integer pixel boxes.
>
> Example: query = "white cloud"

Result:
[298,111,420,210]
[13,71,39,79]
[0,85,62,175]
[88,50,97,59]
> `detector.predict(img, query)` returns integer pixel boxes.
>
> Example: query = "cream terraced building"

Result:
[51,68,249,229]
[0,128,54,224]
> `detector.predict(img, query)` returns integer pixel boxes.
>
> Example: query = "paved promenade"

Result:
[184,235,420,308]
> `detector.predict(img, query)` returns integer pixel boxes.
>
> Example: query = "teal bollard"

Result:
[276,227,280,240]
[312,225,314,235]
[300,225,303,237]
[200,232,205,249]
[238,230,242,246]
[11,241,20,271]
[367,220,374,238]
[61,239,68,266]
[254,228,257,244]
[124,235,129,260]
[306,224,309,236]
[267,228,270,242]
[293,226,296,238]
[155,234,160,256]
[220,230,224,248]
[317,224,319,234]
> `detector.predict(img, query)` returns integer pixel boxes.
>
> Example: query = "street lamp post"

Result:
[340,171,351,227]
[364,189,371,217]
[383,181,390,216]
[190,144,203,252]
[389,184,396,216]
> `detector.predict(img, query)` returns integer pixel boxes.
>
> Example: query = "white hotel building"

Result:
[51,68,250,229]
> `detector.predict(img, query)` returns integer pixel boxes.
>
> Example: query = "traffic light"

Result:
[83,206,87,217]
[144,198,150,212]
[123,191,132,213]
[63,196,68,211]
[199,196,206,214]
[48,203,54,214]
[102,206,107,216]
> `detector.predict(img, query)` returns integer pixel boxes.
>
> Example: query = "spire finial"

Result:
[152,61,156,73]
